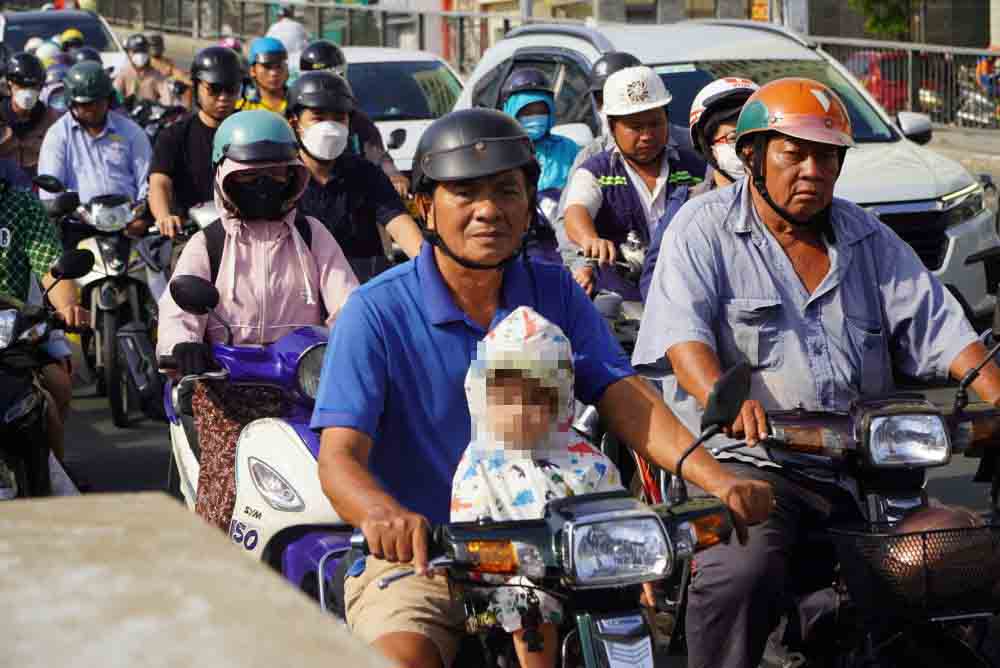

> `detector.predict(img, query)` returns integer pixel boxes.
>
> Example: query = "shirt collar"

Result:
[417,242,535,328]
[729,179,877,247]
[69,109,119,139]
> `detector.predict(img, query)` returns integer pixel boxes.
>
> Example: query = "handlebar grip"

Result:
[158,355,178,370]
[350,530,369,555]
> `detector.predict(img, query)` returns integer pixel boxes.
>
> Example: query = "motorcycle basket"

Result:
[829,524,1000,622]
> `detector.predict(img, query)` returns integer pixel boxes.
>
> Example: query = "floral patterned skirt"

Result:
[191,382,289,531]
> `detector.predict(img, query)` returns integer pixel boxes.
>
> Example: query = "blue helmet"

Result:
[211,109,299,166]
[248,36,287,66]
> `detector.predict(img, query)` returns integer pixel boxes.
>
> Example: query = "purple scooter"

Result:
[160,274,352,609]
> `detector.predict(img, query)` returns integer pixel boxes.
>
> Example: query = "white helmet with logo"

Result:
[602,65,672,117]
[689,77,760,159]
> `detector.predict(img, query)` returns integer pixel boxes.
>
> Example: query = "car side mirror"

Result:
[387,128,406,151]
[50,249,95,281]
[897,111,933,145]
[33,174,66,194]
[169,275,220,316]
[701,363,751,432]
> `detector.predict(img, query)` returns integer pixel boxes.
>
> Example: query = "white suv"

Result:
[454,21,1000,320]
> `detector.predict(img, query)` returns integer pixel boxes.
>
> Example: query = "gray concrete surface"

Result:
[929,125,1000,185]
[1,492,389,668]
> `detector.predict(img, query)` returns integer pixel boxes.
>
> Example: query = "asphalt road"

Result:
[62,382,995,515]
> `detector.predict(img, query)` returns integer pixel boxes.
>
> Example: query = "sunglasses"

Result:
[202,82,241,97]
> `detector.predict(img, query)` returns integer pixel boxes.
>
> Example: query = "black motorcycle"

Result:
[0,249,94,499]
[34,175,161,428]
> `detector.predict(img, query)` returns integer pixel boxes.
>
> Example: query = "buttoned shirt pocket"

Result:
[718,297,784,369]
[844,313,892,397]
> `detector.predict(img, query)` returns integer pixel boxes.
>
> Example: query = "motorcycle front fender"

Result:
[575,611,655,668]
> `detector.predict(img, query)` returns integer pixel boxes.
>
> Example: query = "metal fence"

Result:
[813,36,1000,129]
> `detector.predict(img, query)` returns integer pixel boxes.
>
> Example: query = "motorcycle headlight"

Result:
[90,202,132,233]
[0,309,18,350]
[942,183,986,228]
[296,343,326,401]
[864,413,951,468]
[248,456,305,512]
[563,511,672,588]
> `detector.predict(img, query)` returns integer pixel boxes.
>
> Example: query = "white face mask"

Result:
[301,120,349,162]
[13,88,40,111]
[131,52,150,68]
[713,142,745,181]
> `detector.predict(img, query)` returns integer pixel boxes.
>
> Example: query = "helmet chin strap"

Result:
[750,140,831,230]
[422,228,523,271]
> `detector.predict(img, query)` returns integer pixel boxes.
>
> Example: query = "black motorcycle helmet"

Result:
[589,51,641,93]
[6,52,46,88]
[148,34,165,58]
[299,39,346,74]
[70,46,102,65]
[286,70,355,116]
[125,34,149,54]
[413,109,540,270]
[499,67,553,107]
[191,46,243,86]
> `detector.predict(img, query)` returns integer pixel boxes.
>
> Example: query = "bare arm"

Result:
[383,213,423,259]
[597,376,773,543]
[565,204,616,265]
[148,173,183,238]
[951,340,1000,405]
[42,273,88,329]
[668,341,769,446]
[318,427,433,573]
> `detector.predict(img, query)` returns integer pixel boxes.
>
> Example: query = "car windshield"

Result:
[3,15,119,53]
[656,59,897,143]
[347,60,462,122]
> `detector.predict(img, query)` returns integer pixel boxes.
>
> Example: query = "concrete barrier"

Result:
[1,492,389,668]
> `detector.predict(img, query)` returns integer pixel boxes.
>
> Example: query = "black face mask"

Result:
[226,174,293,220]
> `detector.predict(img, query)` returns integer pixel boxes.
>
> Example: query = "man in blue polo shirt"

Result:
[311,108,774,668]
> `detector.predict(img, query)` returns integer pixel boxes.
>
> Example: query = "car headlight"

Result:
[296,343,326,401]
[563,512,672,588]
[0,309,18,350]
[865,414,951,468]
[942,183,986,227]
[248,456,305,511]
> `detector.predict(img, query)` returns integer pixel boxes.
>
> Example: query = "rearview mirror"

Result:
[701,363,751,432]
[169,275,220,316]
[897,111,933,145]
[33,174,66,194]
[44,192,81,217]
[51,249,95,281]
[387,128,406,151]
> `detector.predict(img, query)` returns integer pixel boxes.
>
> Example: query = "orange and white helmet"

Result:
[689,77,759,159]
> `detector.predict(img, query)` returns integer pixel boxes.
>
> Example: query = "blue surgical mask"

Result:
[519,114,550,141]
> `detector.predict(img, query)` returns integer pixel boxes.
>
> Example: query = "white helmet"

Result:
[689,77,759,158]
[34,42,62,68]
[24,37,45,54]
[602,65,672,117]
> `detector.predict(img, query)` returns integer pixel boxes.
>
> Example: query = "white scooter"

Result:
[162,275,351,602]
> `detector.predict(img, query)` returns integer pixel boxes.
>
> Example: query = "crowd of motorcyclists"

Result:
[1,18,999,668]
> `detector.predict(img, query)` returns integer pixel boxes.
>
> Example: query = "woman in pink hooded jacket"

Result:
[157,109,358,530]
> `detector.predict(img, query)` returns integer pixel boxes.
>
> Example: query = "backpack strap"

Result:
[204,212,313,286]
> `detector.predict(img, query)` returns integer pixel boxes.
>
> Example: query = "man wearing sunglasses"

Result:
[147,47,242,240]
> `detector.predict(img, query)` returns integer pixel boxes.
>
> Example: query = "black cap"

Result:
[190,46,243,87]
[287,70,355,115]
[589,51,641,93]
[299,39,345,73]
[125,34,149,53]
[7,52,45,87]
[412,108,539,195]
[500,67,552,106]
[70,46,102,65]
